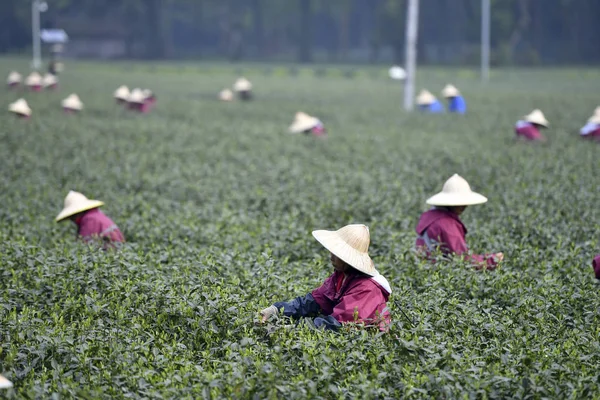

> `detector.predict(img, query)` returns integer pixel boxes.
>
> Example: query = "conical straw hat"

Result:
[594,106,600,116]
[43,73,58,87]
[233,77,252,91]
[289,111,319,133]
[588,114,600,125]
[389,65,406,80]
[142,89,153,99]
[312,224,376,276]
[523,109,549,127]
[219,89,234,101]
[7,71,21,84]
[0,374,13,389]
[127,88,146,104]
[55,191,104,222]
[61,94,84,110]
[416,89,436,105]
[8,98,32,117]
[441,84,460,98]
[25,72,42,86]
[426,174,488,206]
[114,85,130,100]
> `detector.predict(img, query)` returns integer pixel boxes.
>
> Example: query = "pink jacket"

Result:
[593,255,600,279]
[415,208,498,269]
[311,270,391,330]
[76,208,125,245]
[515,121,545,141]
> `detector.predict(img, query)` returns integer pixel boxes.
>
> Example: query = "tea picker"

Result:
[415,174,503,270]
[288,112,326,137]
[260,224,392,331]
[6,71,21,88]
[579,111,600,140]
[441,84,467,114]
[8,99,32,119]
[515,109,549,142]
[233,77,253,101]
[416,89,444,113]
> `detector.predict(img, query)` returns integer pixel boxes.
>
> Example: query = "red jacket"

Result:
[76,208,125,245]
[593,255,600,279]
[311,270,391,330]
[515,121,545,141]
[415,208,497,269]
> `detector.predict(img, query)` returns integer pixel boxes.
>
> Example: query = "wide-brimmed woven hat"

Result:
[25,72,42,86]
[312,224,376,276]
[441,84,460,98]
[0,374,13,389]
[61,94,84,110]
[233,77,252,92]
[7,71,21,85]
[426,174,488,206]
[114,85,130,100]
[8,98,31,117]
[142,89,153,99]
[43,73,58,87]
[588,114,600,125]
[523,109,549,127]
[128,88,146,104]
[55,191,104,222]
[289,111,319,133]
[219,89,234,101]
[416,89,436,105]
[594,106,600,116]
[389,65,406,80]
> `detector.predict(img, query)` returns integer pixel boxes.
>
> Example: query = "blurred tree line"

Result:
[0,0,598,65]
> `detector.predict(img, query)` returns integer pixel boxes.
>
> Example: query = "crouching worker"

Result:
[416,174,503,270]
[288,111,326,137]
[515,109,549,142]
[56,191,125,247]
[260,224,392,331]
[580,113,600,140]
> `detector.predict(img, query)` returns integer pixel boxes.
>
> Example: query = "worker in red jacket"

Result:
[415,174,503,270]
[593,255,600,279]
[515,109,549,142]
[260,224,392,331]
[56,191,125,246]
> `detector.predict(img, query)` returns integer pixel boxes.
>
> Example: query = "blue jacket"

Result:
[447,96,467,114]
[420,100,444,113]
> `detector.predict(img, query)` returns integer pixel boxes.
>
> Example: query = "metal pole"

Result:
[404,0,419,111]
[481,0,490,82]
[32,0,41,70]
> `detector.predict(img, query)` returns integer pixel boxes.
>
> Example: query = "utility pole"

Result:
[404,0,419,111]
[31,0,48,70]
[481,0,490,82]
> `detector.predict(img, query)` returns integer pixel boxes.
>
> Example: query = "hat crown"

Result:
[442,84,459,97]
[336,224,370,253]
[64,191,89,208]
[441,174,472,194]
[524,109,548,126]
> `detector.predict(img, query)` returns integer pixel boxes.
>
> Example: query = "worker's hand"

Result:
[494,252,504,262]
[259,305,278,323]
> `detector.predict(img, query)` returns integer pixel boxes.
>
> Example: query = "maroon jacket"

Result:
[76,208,125,245]
[311,270,391,331]
[593,255,600,279]
[515,121,545,141]
[415,208,498,269]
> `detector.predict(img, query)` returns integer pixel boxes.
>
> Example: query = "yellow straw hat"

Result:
[7,71,21,85]
[426,174,488,206]
[523,109,549,127]
[441,84,460,98]
[25,72,42,87]
[0,374,13,389]
[312,224,376,276]
[55,191,104,222]
[61,94,84,110]
[219,89,234,101]
[8,98,32,117]
[233,77,252,92]
[43,73,58,87]
[114,85,130,100]
[127,88,146,104]
[289,111,319,133]
[416,89,436,105]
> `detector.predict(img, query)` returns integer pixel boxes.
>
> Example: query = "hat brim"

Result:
[55,200,104,222]
[0,375,13,389]
[289,119,319,133]
[312,230,376,276]
[426,192,488,206]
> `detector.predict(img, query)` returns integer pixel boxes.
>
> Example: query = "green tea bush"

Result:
[1,59,600,398]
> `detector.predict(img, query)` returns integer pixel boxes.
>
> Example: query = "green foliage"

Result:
[1,59,600,398]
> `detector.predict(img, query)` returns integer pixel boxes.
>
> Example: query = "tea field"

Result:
[1,58,600,399]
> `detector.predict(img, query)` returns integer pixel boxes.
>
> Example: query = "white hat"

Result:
[441,84,460,98]
[233,77,252,92]
[61,94,84,110]
[43,73,58,87]
[142,89,153,99]
[114,85,130,100]
[127,88,146,104]
[523,109,549,127]
[289,112,319,133]
[426,174,488,206]
[389,65,406,80]
[219,89,234,102]
[588,114,600,125]
[312,224,376,276]
[0,374,13,389]
[7,71,21,85]
[594,106,600,116]
[8,98,32,117]
[416,89,436,105]
[56,191,104,222]
[25,72,42,86]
